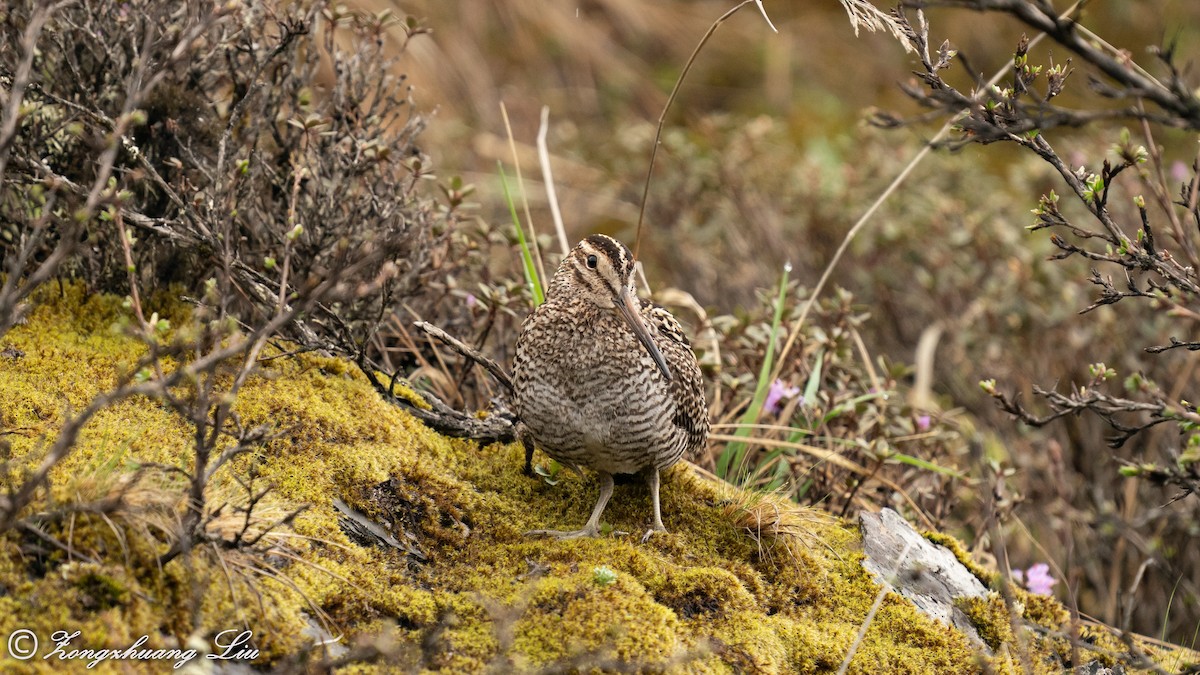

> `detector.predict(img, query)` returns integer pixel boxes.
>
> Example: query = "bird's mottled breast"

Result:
[513,297,708,473]
[514,300,646,408]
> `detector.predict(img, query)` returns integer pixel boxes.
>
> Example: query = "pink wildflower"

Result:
[1171,160,1189,183]
[764,379,801,415]
[1014,563,1056,595]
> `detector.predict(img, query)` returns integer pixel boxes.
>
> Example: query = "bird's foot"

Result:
[525,525,602,540]
[640,525,668,544]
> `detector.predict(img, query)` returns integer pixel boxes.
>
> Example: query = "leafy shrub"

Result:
[0,1,463,649]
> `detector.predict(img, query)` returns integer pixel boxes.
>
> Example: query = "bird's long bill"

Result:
[617,289,672,382]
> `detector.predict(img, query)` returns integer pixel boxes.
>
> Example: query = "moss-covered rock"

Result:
[0,285,1195,673]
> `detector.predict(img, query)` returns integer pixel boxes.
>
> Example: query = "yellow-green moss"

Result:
[1020,590,1071,630]
[924,530,1001,588]
[959,594,1016,652]
[2,283,1197,673]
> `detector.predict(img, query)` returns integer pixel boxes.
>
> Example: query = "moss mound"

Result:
[1,285,1195,673]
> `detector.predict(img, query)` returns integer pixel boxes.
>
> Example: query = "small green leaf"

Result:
[592,566,617,587]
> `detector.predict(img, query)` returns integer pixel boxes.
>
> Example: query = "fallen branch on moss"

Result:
[363,365,518,446]
[414,321,514,393]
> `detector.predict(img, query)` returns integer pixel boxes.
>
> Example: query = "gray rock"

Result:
[859,508,990,649]
[1077,662,1126,675]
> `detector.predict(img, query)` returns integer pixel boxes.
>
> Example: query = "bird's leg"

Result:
[519,425,536,477]
[641,467,668,542]
[526,472,614,539]
[581,471,615,533]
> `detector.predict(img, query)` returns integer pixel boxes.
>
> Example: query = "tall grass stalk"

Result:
[633,0,775,258]
[536,105,570,256]
[631,0,903,257]
[499,101,547,282]
[498,162,545,306]
[1161,576,1183,647]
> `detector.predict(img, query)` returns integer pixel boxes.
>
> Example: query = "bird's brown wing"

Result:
[644,303,710,458]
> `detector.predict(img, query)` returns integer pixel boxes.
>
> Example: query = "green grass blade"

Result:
[795,477,813,500]
[717,262,791,483]
[820,391,888,425]
[784,429,809,444]
[1160,575,1180,647]
[886,452,966,479]
[803,350,823,403]
[498,162,544,306]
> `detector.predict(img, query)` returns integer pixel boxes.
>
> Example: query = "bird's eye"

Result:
[586,254,598,269]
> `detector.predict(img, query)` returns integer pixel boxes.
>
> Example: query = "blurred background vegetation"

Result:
[360,0,1200,647]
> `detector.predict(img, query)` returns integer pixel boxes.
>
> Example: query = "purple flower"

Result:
[465,293,477,309]
[1171,160,1189,183]
[764,379,800,415]
[916,415,931,432]
[1014,563,1056,595]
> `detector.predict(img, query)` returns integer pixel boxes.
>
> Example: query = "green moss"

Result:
[69,564,133,611]
[924,530,1001,588]
[378,374,431,411]
[510,572,681,667]
[960,594,1016,652]
[1020,590,1070,630]
[2,284,1197,673]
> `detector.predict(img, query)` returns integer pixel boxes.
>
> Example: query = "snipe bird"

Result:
[513,234,709,539]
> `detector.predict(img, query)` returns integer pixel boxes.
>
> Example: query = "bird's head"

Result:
[549,234,672,381]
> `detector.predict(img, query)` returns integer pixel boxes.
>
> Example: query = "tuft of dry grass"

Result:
[698,464,838,564]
